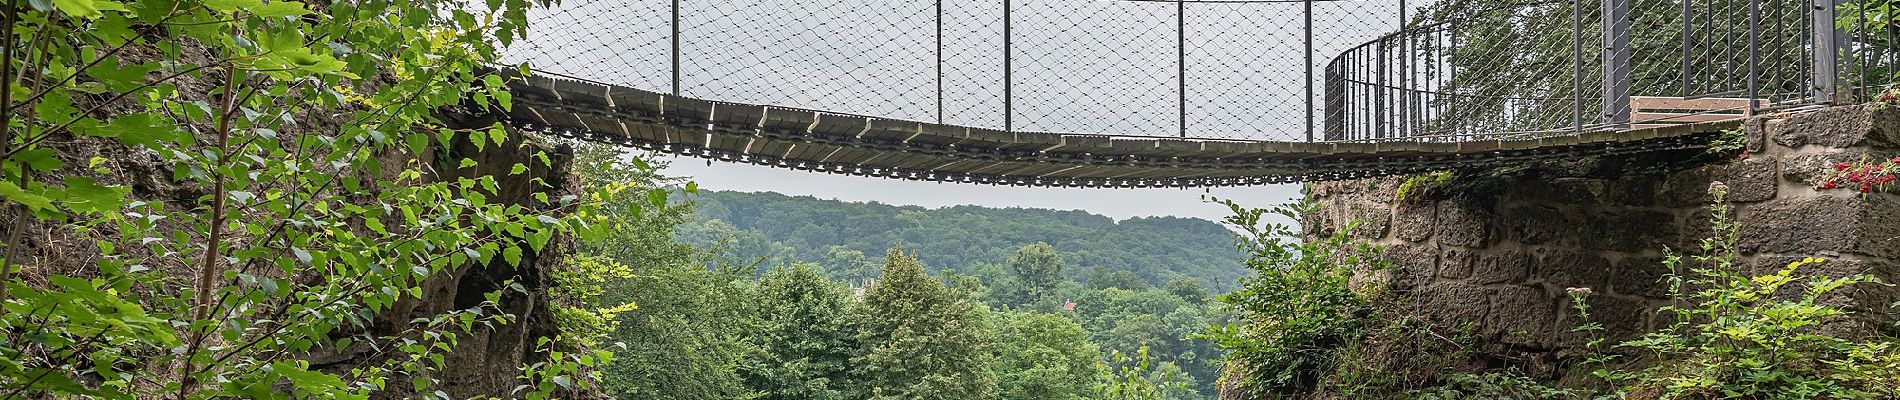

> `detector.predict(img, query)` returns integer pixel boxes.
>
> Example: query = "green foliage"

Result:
[852,250,996,400]
[1706,127,1749,158]
[1101,346,1194,400]
[994,242,1068,312]
[991,311,1106,400]
[1409,371,1576,400]
[1200,198,1389,396]
[0,0,608,397]
[1579,183,1900,399]
[685,190,1246,290]
[1090,268,1157,291]
[1394,171,1456,202]
[823,244,880,285]
[1163,277,1210,305]
[745,263,858,400]
[596,263,760,400]
[553,254,639,350]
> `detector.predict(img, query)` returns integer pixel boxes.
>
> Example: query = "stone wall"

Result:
[1306,105,1900,364]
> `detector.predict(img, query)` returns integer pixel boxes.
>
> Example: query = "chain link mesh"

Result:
[502,0,1900,143]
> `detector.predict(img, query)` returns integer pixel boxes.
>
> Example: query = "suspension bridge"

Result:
[481,0,1892,187]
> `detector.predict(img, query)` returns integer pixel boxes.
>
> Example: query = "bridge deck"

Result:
[487,71,1737,187]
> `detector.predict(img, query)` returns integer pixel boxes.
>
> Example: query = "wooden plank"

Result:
[1632,112,1744,124]
[1630,96,1762,112]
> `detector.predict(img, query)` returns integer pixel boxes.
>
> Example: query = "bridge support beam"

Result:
[1601,0,1631,129]
[1811,0,1848,104]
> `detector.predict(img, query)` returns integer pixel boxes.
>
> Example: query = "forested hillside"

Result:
[678,190,1248,291]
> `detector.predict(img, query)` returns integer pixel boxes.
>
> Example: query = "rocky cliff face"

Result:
[1299,105,1900,385]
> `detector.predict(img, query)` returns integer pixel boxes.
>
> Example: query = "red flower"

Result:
[1836,162,1853,171]
[1861,181,1875,193]
[1822,181,1840,189]
[1891,156,1900,164]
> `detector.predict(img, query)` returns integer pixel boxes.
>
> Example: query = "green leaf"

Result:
[85,57,157,92]
[59,177,129,214]
[15,148,66,171]
[52,0,124,19]
[250,1,309,17]
[502,245,522,266]
[272,361,346,393]
[292,247,313,265]
[83,113,191,149]
[0,181,56,213]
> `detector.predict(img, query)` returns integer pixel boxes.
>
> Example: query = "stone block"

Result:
[1501,204,1568,245]
[1852,195,1900,259]
[1735,195,1900,258]
[1864,105,1900,149]
[1675,211,1719,251]
[1610,256,1672,299]
[1744,115,1777,153]
[1416,281,1493,329]
[1394,202,1437,243]
[1381,243,1439,290]
[1489,285,1558,346]
[1584,209,1679,252]
[1440,248,1475,280]
[1556,294,1652,345]
[1503,178,1604,205]
[1776,104,1900,149]
[1659,158,1778,205]
[1473,249,1532,285]
[1537,250,1612,290]
[1340,201,1393,239]
[1435,197,1493,249]
[1604,175,1661,207]
[1779,150,1900,188]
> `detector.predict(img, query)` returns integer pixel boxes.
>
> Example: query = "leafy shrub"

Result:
[1,0,607,398]
[1577,182,1900,399]
[1410,371,1577,400]
[1200,198,1390,396]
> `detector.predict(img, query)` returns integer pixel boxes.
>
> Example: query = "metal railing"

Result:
[502,0,1900,143]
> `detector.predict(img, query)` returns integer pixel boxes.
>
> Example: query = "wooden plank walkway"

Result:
[479,70,1740,187]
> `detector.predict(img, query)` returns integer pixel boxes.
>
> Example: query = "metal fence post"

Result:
[1003,0,1013,132]
[937,0,944,123]
[1304,0,1315,142]
[671,0,681,96]
[1747,0,1759,110]
[1602,0,1631,128]
[1177,0,1186,138]
[1573,0,1583,133]
[1811,0,1846,104]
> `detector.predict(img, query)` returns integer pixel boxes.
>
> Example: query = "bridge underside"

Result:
[486,71,1735,188]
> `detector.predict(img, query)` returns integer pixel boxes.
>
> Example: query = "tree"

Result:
[597,264,761,400]
[1090,268,1154,291]
[746,263,859,400]
[991,311,1106,400]
[1163,277,1210,304]
[823,245,879,284]
[1008,242,1067,295]
[1002,243,1067,309]
[852,249,997,400]
[0,0,602,397]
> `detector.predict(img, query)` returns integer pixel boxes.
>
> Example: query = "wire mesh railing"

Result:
[500,0,1900,143]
